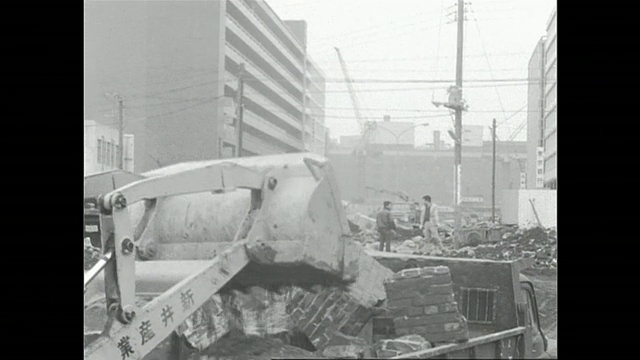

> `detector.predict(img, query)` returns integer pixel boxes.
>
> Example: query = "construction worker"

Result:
[420,195,444,250]
[376,201,396,252]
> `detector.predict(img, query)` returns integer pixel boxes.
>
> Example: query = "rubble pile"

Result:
[352,228,378,244]
[320,333,373,358]
[287,286,376,350]
[383,267,469,345]
[392,239,420,254]
[374,334,432,358]
[419,226,557,270]
[201,334,318,359]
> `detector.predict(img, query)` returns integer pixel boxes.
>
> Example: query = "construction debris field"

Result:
[84,227,557,359]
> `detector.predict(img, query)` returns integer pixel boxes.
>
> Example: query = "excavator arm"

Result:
[85,242,251,360]
[84,154,351,360]
[85,161,270,360]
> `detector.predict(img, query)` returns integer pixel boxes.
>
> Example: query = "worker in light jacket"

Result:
[420,195,444,250]
[376,201,396,252]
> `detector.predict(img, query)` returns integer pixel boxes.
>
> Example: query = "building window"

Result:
[109,142,114,167]
[538,169,543,175]
[106,142,112,167]
[111,142,117,167]
[103,137,107,166]
[97,139,102,164]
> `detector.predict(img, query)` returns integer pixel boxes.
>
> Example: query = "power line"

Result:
[433,0,445,83]
[323,114,452,120]
[496,105,527,127]
[114,75,538,103]
[125,97,214,110]
[312,14,435,45]
[124,96,227,123]
[323,105,532,113]
[319,83,530,93]
[469,5,509,131]
[508,119,527,141]
[312,51,534,65]
[320,22,446,52]
[322,77,533,83]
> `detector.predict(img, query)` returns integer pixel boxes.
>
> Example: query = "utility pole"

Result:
[235,64,245,157]
[117,95,124,170]
[491,118,497,223]
[453,0,465,239]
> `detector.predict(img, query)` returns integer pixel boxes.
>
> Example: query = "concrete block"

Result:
[387,298,413,309]
[376,334,432,355]
[444,322,461,332]
[395,325,469,343]
[388,305,425,318]
[411,294,455,306]
[394,313,464,328]
[385,274,453,292]
[391,266,449,280]
[423,302,459,315]
[376,349,402,358]
[322,345,368,359]
[344,241,394,308]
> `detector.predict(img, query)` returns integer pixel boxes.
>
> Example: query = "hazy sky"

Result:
[266,0,556,146]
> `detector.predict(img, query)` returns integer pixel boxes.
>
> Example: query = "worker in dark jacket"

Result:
[376,201,396,252]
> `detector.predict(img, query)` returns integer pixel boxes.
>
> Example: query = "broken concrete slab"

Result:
[375,334,432,354]
[322,332,373,358]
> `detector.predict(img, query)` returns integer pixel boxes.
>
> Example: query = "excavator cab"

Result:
[84,198,102,249]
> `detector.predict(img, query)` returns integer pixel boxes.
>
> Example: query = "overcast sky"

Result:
[266,0,556,146]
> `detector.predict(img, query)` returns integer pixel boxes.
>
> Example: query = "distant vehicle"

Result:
[390,202,420,226]
[438,207,456,228]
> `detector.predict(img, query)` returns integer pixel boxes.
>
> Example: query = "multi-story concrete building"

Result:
[526,37,546,189]
[84,120,134,175]
[85,0,326,172]
[328,141,527,210]
[543,7,557,188]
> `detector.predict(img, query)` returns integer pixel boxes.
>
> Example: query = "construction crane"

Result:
[335,47,374,201]
[365,186,411,202]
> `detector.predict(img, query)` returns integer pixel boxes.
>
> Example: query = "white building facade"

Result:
[84,120,134,175]
[543,7,557,188]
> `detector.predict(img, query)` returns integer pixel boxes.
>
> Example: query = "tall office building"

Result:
[526,37,546,189]
[543,6,557,188]
[85,0,326,172]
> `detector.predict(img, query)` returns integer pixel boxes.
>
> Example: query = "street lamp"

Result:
[371,122,430,192]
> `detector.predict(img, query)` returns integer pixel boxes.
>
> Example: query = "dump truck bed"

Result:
[368,251,544,359]
[392,326,526,359]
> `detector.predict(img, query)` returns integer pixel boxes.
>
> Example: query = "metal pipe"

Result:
[84,251,114,288]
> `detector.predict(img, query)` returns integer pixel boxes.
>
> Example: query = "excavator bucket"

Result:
[128,153,351,276]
